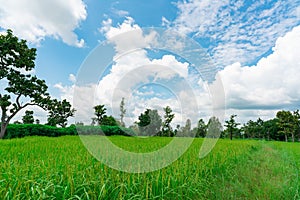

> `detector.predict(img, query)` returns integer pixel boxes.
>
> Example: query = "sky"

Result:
[0,0,300,127]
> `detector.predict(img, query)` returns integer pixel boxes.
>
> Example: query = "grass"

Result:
[0,136,299,199]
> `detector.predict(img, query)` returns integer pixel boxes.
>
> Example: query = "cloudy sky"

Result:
[0,0,299,126]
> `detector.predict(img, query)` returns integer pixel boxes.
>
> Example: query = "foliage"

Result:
[195,118,207,138]
[207,116,222,138]
[4,124,137,139]
[224,114,240,140]
[119,97,126,127]
[93,105,107,125]
[101,115,118,126]
[47,99,75,127]
[76,125,134,136]
[0,29,53,138]
[161,106,175,137]
[5,124,77,139]
[137,109,162,136]
[276,110,295,142]
[22,110,34,124]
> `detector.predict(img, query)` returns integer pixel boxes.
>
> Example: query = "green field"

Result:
[0,136,299,199]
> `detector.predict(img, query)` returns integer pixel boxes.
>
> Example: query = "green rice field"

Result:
[0,136,299,199]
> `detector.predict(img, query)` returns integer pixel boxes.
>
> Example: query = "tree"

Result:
[119,97,126,127]
[137,109,162,136]
[102,115,118,126]
[262,118,279,141]
[293,110,300,142]
[276,110,295,142]
[162,106,175,137]
[195,118,207,138]
[93,105,107,125]
[224,114,240,140]
[47,99,75,127]
[183,119,192,137]
[207,116,222,138]
[22,110,34,124]
[0,30,52,138]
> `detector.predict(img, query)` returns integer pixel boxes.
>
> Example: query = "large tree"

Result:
[276,110,295,142]
[162,106,175,137]
[224,114,240,140]
[0,30,51,138]
[47,99,75,127]
[93,105,107,125]
[195,118,207,138]
[207,116,222,138]
[137,109,162,136]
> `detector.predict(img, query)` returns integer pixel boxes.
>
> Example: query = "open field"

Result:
[0,136,299,199]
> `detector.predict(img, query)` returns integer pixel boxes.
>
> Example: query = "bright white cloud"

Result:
[213,25,300,121]
[173,0,300,66]
[0,0,87,47]
[100,17,157,55]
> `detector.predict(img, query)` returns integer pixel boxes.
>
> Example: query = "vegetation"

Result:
[22,110,34,124]
[0,136,299,199]
[92,105,107,125]
[46,99,76,128]
[137,109,162,136]
[224,114,240,140]
[119,97,126,127]
[0,29,74,138]
[161,106,175,137]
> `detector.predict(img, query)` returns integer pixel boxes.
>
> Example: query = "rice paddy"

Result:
[0,136,299,199]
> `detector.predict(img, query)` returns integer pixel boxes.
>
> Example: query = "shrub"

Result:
[4,124,134,139]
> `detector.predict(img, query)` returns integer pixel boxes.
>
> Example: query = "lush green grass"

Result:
[0,136,299,199]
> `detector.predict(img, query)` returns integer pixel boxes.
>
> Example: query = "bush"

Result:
[5,124,77,139]
[4,124,135,139]
[76,125,135,136]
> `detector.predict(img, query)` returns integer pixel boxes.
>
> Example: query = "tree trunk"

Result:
[285,134,288,142]
[291,133,295,142]
[230,131,232,140]
[0,122,7,139]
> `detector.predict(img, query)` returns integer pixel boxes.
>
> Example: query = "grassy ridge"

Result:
[0,136,299,199]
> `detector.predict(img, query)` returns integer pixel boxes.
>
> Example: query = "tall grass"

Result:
[0,136,298,199]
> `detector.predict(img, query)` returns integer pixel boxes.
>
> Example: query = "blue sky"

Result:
[0,0,300,125]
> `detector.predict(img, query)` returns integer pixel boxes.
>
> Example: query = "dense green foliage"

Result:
[22,110,34,124]
[92,105,107,125]
[224,114,240,140]
[3,124,135,139]
[0,136,299,199]
[47,99,75,128]
[4,124,77,139]
[137,109,162,136]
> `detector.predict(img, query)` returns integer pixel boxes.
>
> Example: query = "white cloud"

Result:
[173,0,300,66]
[69,74,77,83]
[213,25,300,121]
[0,0,87,47]
[99,17,157,55]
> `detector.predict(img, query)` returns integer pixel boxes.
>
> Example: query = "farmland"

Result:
[0,136,299,199]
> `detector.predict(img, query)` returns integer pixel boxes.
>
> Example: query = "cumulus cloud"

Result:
[212,25,300,122]
[0,0,87,47]
[99,17,157,55]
